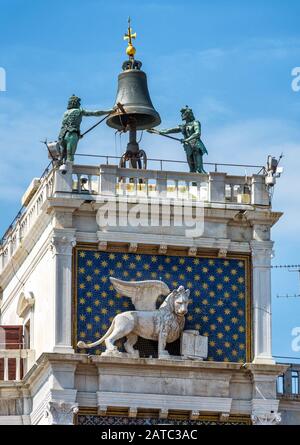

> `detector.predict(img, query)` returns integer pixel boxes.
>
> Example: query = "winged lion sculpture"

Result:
[77,277,190,358]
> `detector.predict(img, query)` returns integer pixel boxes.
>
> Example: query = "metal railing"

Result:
[75,153,266,175]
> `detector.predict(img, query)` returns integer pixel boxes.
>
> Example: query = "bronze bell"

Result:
[107,20,161,170]
[106,62,161,131]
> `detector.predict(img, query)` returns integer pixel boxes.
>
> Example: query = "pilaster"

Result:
[50,229,76,353]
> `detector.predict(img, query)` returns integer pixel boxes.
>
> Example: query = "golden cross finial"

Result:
[124,17,137,58]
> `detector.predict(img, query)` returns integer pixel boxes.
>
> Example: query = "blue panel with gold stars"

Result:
[75,249,250,363]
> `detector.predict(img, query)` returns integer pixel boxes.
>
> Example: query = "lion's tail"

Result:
[77,319,115,349]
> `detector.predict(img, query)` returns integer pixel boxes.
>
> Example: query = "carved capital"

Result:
[98,241,108,251]
[45,401,79,425]
[190,410,199,420]
[159,244,168,255]
[188,247,197,257]
[129,243,138,253]
[218,248,228,259]
[128,407,138,418]
[50,232,76,256]
[251,412,281,425]
[159,409,169,419]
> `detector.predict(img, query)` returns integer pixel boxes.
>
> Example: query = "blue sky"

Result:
[0,0,300,361]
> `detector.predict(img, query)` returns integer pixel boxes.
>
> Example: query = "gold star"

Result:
[101,308,108,314]
[79,251,86,258]
[94,315,100,322]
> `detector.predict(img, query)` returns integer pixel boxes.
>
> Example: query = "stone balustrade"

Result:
[0,349,35,381]
[0,163,270,275]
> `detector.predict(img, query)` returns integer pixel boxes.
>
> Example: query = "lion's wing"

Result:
[109,277,170,310]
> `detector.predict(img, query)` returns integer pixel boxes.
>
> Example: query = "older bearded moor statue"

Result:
[77,278,190,358]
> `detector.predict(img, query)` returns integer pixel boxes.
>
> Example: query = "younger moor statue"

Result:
[154,106,207,174]
[58,95,114,162]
